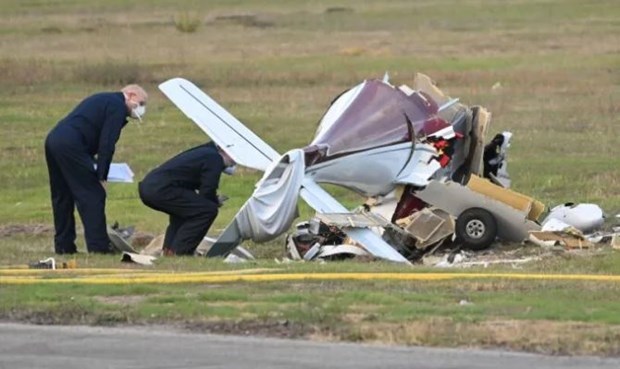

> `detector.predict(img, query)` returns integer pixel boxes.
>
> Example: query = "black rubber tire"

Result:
[455,207,498,251]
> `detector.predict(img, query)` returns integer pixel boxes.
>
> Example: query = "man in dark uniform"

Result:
[45,84,148,254]
[139,142,236,256]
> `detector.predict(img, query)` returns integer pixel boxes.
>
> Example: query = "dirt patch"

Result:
[0,224,53,237]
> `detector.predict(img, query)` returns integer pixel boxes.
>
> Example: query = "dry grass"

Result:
[73,60,155,86]
[348,319,620,356]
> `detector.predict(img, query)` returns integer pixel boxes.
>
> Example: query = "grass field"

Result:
[1,0,619,355]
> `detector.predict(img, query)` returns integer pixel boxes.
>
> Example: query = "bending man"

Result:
[139,142,236,256]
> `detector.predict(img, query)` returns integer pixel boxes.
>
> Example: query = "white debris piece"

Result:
[541,218,573,232]
[121,252,157,266]
[317,244,370,259]
[543,203,605,233]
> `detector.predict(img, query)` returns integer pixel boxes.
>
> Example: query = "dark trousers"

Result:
[44,127,110,254]
[139,182,218,255]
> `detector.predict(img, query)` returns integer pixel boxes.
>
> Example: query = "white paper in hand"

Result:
[94,163,134,183]
[108,163,134,183]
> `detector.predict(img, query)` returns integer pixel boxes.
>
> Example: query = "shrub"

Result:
[174,12,201,33]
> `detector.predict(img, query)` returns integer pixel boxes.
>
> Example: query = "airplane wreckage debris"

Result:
[109,73,616,265]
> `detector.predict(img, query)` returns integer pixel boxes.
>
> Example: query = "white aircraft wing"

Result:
[300,178,411,264]
[159,77,280,171]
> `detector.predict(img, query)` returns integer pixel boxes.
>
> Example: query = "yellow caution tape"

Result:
[0,268,152,275]
[2,272,620,285]
[0,268,277,277]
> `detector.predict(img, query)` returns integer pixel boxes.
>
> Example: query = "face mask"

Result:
[223,165,236,175]
[131,101,146,122]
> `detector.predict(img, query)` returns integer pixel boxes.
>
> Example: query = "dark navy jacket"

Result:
[55,92,128,180]
[141,142,224,204]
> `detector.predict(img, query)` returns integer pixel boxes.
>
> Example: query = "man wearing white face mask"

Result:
[44,84,148,254]
[138,142,236,256]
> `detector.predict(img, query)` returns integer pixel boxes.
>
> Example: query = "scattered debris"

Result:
[423,247,543,268]
[138,233,256,261]
[526,203,614,251]
[107,224,137,253]
[222,245,256,263]
[120,252,157,266]
[529,231,593,250]
[28,257,77,270]
[284,218,376,262]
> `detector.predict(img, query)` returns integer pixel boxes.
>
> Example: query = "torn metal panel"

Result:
[466,175,545,222]
[309,79,443,159]
[397,208,445,243]
[415,178,541,242]
[300,177,410,263]
[412,73,451,108]
[205,223,243,257]
[317,244,370,259]
[467,107,491,177]
[395,143,443,187]
[107,226,137,253]
[402,208,455,249]
[363,190,400,222]
[315,212,390,229]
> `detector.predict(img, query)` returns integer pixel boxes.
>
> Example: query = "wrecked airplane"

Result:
[158,73,546,264]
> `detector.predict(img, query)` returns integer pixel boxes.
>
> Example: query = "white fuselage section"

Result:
[305,142,439,197]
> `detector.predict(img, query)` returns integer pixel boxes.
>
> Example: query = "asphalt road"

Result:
[0,323,618,369]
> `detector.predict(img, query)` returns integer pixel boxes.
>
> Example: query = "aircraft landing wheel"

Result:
[455,207,498,251]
